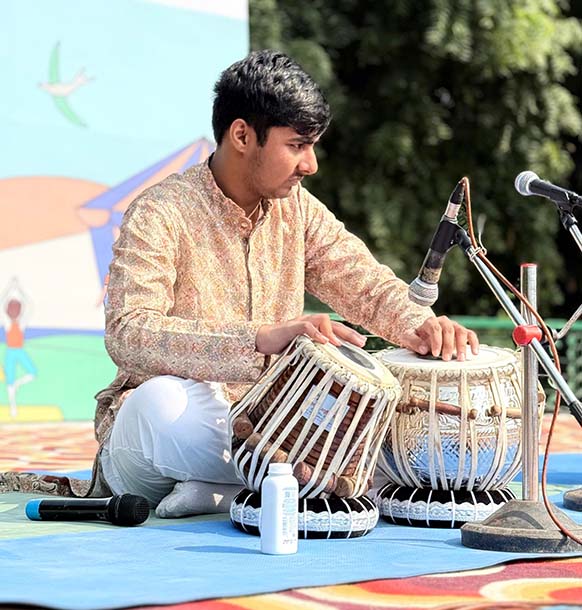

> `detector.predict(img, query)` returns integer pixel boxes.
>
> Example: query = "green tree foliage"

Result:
[563,2,582,309]
[250,0,582,318]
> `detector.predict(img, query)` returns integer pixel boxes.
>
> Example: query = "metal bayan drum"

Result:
[374,345,545,528]
[229,335,401,538]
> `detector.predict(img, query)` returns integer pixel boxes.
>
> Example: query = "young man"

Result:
[93,50,478,518]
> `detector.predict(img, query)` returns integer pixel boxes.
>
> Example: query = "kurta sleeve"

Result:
[104,197,265,383]
[301,188,435,345]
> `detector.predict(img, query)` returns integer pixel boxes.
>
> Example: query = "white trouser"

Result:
[101,376,243,506]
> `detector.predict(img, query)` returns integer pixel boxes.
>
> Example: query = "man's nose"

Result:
[298,146,318,175]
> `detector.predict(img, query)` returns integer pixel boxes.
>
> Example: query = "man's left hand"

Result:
[400,316,479,362]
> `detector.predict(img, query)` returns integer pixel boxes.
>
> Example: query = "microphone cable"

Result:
[461,175,582,546]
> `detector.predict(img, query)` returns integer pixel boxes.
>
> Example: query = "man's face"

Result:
[247,126,320,200]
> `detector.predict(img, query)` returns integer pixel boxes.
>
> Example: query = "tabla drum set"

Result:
[374,345,545,527]
[229,335,401,538]
[228,335,543,538]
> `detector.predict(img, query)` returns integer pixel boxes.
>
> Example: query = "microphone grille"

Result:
[111,494,150,526]
[408,278,438,307]
[515,171,539,196]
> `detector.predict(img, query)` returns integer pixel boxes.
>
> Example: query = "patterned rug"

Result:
[0,412,576,472]
[140,557,582,609]
[1,413,582,610]
[0,421,98,471]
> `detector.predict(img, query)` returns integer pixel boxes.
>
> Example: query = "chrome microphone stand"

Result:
[520,264,540,505]
[554,207,582,512]
[452,228,582,552]
[558,207,582,253]
[454,229,582,427]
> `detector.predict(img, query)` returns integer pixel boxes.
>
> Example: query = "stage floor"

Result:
[0,411,578,472]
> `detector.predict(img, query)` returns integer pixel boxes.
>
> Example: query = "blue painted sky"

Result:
[1,0,248,184]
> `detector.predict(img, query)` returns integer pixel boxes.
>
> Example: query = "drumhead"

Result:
[375,345,516,372]
[299,336,394,387]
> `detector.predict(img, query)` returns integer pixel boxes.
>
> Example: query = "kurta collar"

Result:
[199,156,273,220]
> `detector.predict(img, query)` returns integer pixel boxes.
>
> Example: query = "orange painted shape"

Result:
[0,176,107,250]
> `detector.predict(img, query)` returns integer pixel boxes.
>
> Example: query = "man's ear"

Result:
[228,119,256,153]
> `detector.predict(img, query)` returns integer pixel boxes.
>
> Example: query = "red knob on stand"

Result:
[512,324,542,346]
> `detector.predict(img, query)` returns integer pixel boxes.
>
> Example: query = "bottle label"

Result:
[281,487,298,545]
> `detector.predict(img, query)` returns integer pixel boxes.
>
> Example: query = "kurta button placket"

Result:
[242,225,253,320]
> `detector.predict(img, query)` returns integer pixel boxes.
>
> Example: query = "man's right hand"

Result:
[255,313,367,355]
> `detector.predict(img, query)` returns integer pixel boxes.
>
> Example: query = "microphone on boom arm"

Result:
[515,171,582,211]
[408,180,466,307]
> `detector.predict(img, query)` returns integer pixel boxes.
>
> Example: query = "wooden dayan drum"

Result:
[373,345,545,528]
[229,335,402,538]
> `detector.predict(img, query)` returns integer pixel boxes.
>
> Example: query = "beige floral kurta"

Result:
[95,160,434,450]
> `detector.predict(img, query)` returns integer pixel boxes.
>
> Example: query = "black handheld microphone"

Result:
[408,180,465,307]
[25,494,150,526]
[515,171,582,210]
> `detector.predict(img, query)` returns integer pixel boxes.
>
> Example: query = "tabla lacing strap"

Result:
[323,497,331,539]
[466,414,478,490]
[427,371,440,489]
[298,373,349,497]
[470,490,478,522]
[453,370,470,490]
[364,393,397,487]
[253,359,322,487]
[359,496,374,535]
[484,368,509,489]
[387,418,409,487]
[426,489,433,527]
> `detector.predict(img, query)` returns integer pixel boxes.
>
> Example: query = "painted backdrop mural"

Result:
[1,0,249,421]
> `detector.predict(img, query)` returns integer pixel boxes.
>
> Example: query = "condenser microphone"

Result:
[25,494,150,526]
[514,171,582,210]
[408,179,465,306]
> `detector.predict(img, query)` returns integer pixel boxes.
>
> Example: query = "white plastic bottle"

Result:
[260,463,299,555]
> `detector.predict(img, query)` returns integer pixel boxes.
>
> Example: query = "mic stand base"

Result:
[461,499,582,553]
[564,489,582,511]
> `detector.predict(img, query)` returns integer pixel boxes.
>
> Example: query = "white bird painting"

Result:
[38,42,93,127]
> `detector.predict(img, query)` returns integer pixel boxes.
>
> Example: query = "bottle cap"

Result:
[268,463,293,475]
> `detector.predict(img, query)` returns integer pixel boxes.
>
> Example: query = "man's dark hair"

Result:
[212,49,331,146]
